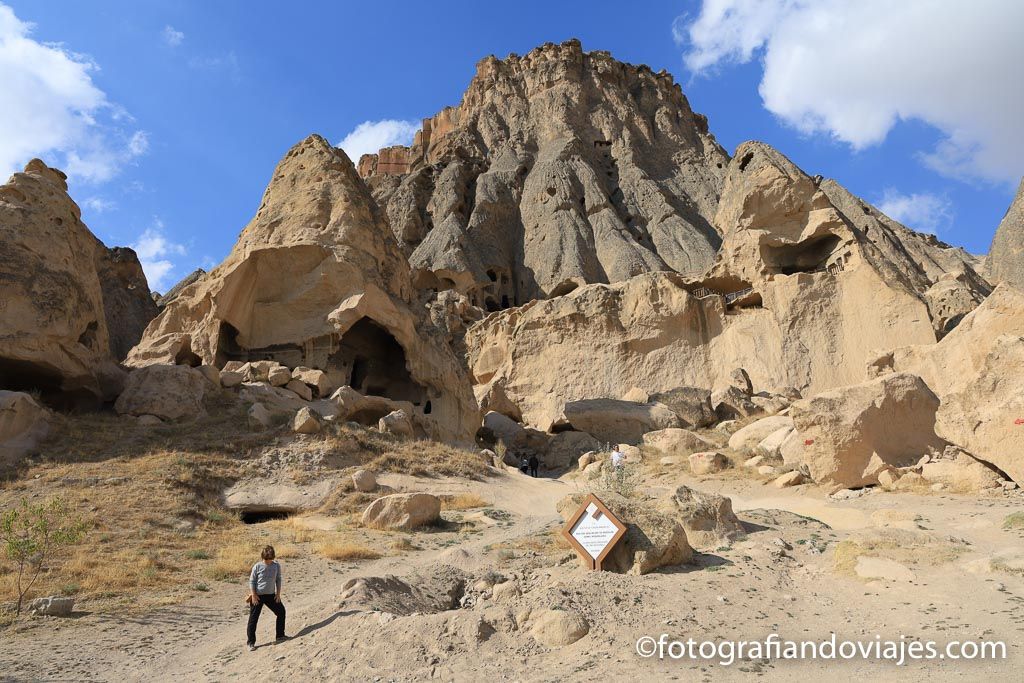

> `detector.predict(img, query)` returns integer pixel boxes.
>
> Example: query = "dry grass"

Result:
[833,532,966,577]
[389,537,417,551]
[1003,512,1024,530]
[315,541,381,561]
[440,493,489,510]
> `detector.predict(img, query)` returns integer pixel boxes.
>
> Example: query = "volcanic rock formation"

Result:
[466,141,988,429]
[0,160,157,407]
[359,39,729,311]
[127,135,479,441]
[988,178,1024,290]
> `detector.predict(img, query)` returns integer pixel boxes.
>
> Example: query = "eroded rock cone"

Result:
[988,178,1024,290]
[0,160,157,406]
[127,135,479,442]
[359,38,729,308]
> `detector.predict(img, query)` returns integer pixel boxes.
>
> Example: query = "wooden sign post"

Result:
[561,494,627,571]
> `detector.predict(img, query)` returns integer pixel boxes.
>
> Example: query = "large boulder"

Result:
[648,387,716,428]
[557,493,693,575]
[660,485,744,549]
[361,493,441,531]
[920,448,1003,492]
[528,609,590,647]
[0,391,50,461]
[379,409,414,437]
[727,416,794,453]
[789,373,945,488]
[482,411,526,448]
[561,399,680,445]
[872,286,1024,484]
[114,364,207,421]
[642,428,715,455]
[293,407,322,434]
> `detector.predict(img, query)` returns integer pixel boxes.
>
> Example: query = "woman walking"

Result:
[246,545,288,651]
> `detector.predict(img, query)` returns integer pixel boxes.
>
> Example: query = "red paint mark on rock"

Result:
[804,439,815,446]
[1015,418,1024,425]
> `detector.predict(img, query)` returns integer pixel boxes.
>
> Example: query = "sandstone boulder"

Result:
[292,367,330,397]
[293,407,322,434]
[789,373,945,488]
[284,379,312,401]
[247,403,274,431]
[772,471,805,488]
[728,416,793,453]
[642,428,715,455]
[27,596,74,617]
[379,409,415,438]
[689,451,729,475]
[0,391,50,462]
[648,387,716,428]
[196,364,221,387]
[660,485,744,549]
[361,493,441,530]
[557,492,692,575]
[482,411,525,448]
[711,385,761,421]
[529,609,590,647]
[114,365,206,421]
[267,366,291,387]
[352,469,377,492]
[755,426,795,459]
[874,286,1024,484]
[920,449,1003,492]
[220,370,243,388]
[561,398,679,445]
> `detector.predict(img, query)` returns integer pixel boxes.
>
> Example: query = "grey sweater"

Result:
[249,560,282,595]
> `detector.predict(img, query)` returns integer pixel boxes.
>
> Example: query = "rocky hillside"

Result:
[0,160,157,408]
[989,178,1024,289]
[359,39,730,310]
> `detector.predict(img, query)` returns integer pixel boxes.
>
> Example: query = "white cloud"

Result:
[0,3,147,183]
[131,219,186,291]
[676,0,1024,184]
[83,196,116,213]
[876,189,954,234]
[162,25,184,47]
[337,119,419,162]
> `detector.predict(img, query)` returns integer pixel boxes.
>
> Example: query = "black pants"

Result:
[247,594,286,644]
[529,465,538,477]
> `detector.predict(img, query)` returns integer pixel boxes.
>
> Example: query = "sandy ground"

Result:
[1,466,1022,682]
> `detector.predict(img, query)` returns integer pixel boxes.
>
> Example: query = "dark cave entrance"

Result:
[760,234,844,275]
[0,357,98,411]
[330,317,426,405]
[239,509,293,525]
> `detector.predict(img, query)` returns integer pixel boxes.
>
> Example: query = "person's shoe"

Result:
[247,643,256,652]
[275,635,291,642]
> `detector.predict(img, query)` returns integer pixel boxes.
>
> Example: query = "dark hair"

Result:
[261,545,276,561]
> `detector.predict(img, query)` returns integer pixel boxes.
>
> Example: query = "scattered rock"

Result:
[284,378,313,401]
[293,407,322,434]
[561,398,680,444]
[727,416,793,453]
[0,391,50,461]
[28,596,74,617]
[529,609,590,647]
[772,471,805,488]
[660,485,744,549]
[379,409,415,437]
[114,364,206,421]
[352,469,376,492]
[362,493,441,531]
[689,451,729,475]
[642,428,715,455]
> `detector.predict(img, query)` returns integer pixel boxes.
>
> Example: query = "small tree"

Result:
[1,498,87,616]
[601,458,642,499]
[494,439,507,466]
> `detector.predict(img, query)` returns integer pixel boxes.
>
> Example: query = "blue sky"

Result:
[2,1,1021,291]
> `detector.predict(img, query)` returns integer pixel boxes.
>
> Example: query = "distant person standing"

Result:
[520,455,529,474]
[528,454,539,477]
[246,545,288,651]
[610,446,625,471]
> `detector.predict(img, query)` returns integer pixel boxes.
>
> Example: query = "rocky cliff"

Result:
[988,178,1024,290]
[0,160,157,407]
[128,135,479,442]
[359,39,730,311]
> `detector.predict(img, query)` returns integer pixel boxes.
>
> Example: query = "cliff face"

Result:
[128,135,480,442]
[0,160,157,406]
[359,39,730,311]
[988,178,1024,289]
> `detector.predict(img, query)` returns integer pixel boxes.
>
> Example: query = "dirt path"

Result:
[2,469,1022,681]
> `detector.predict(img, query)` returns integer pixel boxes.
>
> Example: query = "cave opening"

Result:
[239,509,293,525]
[0,357,98,411]
[329,317,425,405]
[760,234,844,275]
